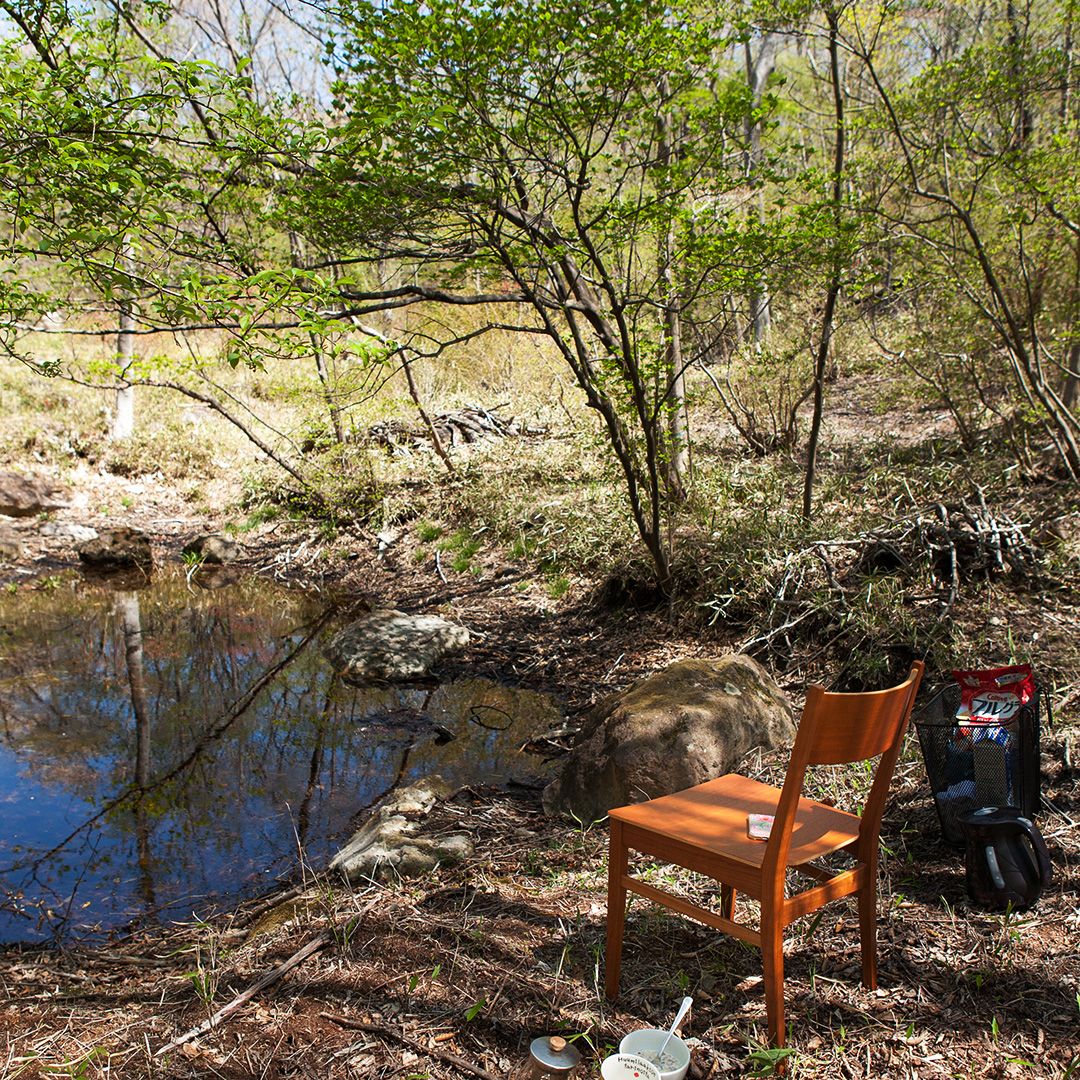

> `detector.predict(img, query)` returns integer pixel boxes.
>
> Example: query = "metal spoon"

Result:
[655,995,693,1063]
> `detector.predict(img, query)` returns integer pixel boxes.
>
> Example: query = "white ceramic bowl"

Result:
[600,1053,662,1080]
[618,1029,691,1080]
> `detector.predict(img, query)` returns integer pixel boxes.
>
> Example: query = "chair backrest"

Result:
[766,661,924,869]
[800,661,925,769]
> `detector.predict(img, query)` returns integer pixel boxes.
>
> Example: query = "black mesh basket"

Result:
[913,682,1044,845]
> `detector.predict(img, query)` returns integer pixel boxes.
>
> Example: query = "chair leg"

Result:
[761,908,786,1049]
[858,880,879,990]
[605,820,629,1001]
[720,884,736,920]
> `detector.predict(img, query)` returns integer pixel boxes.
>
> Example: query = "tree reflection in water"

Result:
[116,591,154,915]
[0,571,562,943]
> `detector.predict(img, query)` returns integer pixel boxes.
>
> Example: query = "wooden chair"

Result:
[605,661,924,1048]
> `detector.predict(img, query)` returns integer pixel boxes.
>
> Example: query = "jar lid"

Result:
[530,1035,581,1071]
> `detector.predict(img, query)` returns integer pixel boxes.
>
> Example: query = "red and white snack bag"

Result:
[952,664,1034,725]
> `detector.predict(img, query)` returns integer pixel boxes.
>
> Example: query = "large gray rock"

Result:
[542,655,796,822]
[77,527,153,567]
[0,471,69,517]
[182,534,240,565]
[329,776,473,884]
[0,527,21,560]
[41,522,98,542]
[323,609,469,681]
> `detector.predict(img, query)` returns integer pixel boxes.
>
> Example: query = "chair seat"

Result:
[609,773,861,869]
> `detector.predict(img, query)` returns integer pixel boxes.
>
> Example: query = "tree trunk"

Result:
[1062,340,1080,411]
[656,78,689,494]
[804,9,845,521]
[664,306,690,487]
[745,34,781,344]
[111,298,135,440]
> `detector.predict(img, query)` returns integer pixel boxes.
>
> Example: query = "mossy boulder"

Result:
[542,655,796,821]
[323,610,469,681]
[77,526,153,567]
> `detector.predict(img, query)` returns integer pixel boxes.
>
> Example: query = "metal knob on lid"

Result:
[529,1035,581,1079]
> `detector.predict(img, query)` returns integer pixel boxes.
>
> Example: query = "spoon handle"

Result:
[657,995,693,1057]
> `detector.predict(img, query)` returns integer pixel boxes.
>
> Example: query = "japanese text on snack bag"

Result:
[953,664,1034,725]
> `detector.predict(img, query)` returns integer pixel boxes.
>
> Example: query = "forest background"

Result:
[2,0,1080,1076]
[3,0,1080,605]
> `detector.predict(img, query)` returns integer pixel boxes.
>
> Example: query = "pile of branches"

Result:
[850,497,1052,599]
[724,496,1061,668]
[367,406,543,454]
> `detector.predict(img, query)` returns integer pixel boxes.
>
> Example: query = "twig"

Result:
[814,545,845,607]
[1041,794,1077,825]
[156,895,380,1056]
[1053,683,1080,715]
[974,486,1006,572]
[228,884,305,931]
[936,503,960,605]
[155,930,334,1056]
[320,1014,503,1080]
[740,605,822,652]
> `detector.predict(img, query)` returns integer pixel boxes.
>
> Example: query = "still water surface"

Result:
[0,570,562,944]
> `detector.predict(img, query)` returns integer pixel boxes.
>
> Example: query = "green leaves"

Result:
[0,8,342,370]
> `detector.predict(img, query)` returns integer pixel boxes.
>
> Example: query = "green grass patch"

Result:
[416,521,443,543]
[544,570,571,600]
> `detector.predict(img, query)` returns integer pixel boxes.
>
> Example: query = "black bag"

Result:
[958,806,1053,910]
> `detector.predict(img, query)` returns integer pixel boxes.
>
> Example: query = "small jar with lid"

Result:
[528,1035,581,1080]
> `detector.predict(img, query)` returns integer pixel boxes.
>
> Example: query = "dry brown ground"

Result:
[0,457,1078,1079]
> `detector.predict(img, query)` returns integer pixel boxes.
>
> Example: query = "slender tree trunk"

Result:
[804,9,846,520]
[745,34,781,344]
[1006,0,1033,148]
[401,352,455,472]
[111,298,135,440]
[1062,340,1080,411]
[1063,242,1080,411]
[664,307,689,486]
[1061,14,1073,122]
[656,77,689,494]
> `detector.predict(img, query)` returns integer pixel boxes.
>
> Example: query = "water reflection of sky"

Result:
[0,571,562,944]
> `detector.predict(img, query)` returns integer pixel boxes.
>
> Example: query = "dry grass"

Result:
[1,315,1079,1078]
[1,751,1077,1080]
[0,511,1077,1079]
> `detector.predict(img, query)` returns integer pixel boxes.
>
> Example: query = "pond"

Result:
[0,569,564,945]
